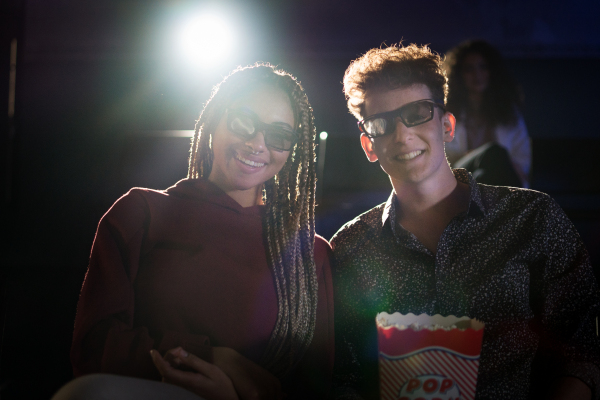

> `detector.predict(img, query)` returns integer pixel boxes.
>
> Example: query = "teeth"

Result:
[396,150,424,161]
[236,154,265,167]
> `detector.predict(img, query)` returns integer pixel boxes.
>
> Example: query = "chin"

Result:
[232,181,260,192]
[395,170,431,185]
[233,174,268,190]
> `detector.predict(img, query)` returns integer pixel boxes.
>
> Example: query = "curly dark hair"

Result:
[188,63,318,378]
[343,43,448,120]
[445,40,523,128]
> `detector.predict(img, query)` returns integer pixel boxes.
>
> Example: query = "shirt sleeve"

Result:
[533,196,600,398]
[70,190,212,379]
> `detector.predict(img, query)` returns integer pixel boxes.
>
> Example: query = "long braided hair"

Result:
[188,63,319,378]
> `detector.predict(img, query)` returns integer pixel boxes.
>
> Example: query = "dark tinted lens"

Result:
[360,101,439,137]
[264,127,296,151]
[400,102,433,126]
[228,110,297,150]
[228,113,255,136]
[363,117,390,137]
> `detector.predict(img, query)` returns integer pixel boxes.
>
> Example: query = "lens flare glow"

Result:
[178,13,235,67]
[319,131,328,140]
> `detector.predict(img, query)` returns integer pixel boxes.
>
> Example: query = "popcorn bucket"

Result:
[376,313,485,400]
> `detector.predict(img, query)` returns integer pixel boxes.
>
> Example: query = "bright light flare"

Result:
[178,13,235,67]
[319,131,328,140]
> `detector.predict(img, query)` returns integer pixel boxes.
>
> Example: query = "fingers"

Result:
[150,349,239,400]
[213,347,284,400]
[163,347,196,371]
[181,354,214,377]
[164,347,188,360]
[151,350,211,386]
[160,347,215,376]
[160,347,284,400]
[152,348,223,383]
[150,349,171,376]
[163,350,182,369]
[154,347,284,400]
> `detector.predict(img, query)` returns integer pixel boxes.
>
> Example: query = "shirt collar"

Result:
[381,191,396,229]
[455,168,487,217]
[381,168,487,229]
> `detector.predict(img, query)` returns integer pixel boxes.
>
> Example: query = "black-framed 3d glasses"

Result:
[226,109,299,152]
[358,99,446,139]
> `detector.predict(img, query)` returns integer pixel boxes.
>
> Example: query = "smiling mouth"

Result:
[395,150,424,161]
[235,153,266,167]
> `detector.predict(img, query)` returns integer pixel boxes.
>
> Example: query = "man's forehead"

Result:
[363,84,433,116]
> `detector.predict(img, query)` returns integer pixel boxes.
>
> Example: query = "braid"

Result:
[261,75,319,377]
[188,97,221,179]
[187,64,319,378]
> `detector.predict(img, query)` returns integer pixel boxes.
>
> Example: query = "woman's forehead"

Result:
[231,85,294,125]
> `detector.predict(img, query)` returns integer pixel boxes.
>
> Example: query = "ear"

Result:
[442,112,456,143]
[360,133,379,162]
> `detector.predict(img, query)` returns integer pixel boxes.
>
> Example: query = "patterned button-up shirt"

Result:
[331,169,600,400]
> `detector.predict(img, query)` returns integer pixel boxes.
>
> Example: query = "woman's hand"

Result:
[212,347,284,400]
[151,347,239,400]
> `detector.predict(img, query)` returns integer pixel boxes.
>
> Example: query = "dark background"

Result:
[1,1,599,398]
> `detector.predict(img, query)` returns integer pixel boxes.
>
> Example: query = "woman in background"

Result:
[445,40,531,187]
[54,64,333,400]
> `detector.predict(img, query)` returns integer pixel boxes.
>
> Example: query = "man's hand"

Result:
[212,346,284,400]
[151,347,239,400]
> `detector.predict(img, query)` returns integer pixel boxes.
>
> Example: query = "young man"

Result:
[331,44,599,399]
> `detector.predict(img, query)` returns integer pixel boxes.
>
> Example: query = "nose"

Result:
[392,117,414,144]
[244,131,267,153]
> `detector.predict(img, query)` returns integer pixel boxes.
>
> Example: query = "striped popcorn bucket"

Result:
[376,313,485,400]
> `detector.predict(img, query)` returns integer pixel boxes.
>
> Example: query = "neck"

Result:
[391,166,459,215]
[392,172,470,254]
[211,181,264,208]
[226,187,264,207]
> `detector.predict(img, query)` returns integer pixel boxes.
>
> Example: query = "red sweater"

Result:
[71,178,334,397]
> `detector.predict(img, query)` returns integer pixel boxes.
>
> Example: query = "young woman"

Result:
[444,40,531,187]
[56,64,333,400]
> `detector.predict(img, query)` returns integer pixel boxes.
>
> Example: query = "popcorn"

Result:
[376,312,485,400]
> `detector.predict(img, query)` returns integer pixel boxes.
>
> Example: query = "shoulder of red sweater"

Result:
[315,233,331,248]
[123,178,200,200]
[125,186,168,198]
[113,187,163,207]
[113,186,175,208]
[100,187,154,221]
[314,234,332,259]
[102,186,169,221]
